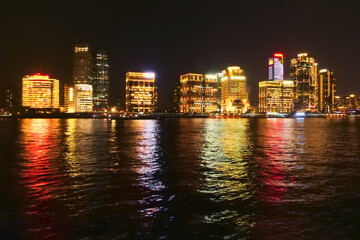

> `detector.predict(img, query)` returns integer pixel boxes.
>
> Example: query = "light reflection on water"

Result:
[0,118,359,239]
[200,119,254,237]
[18,119,65,239]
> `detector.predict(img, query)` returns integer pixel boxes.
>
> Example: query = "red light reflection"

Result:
[19,119,67,239]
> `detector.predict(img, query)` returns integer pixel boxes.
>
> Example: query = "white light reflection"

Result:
[133,120,165,218]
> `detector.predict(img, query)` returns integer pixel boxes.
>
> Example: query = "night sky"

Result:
[1,0,359,109]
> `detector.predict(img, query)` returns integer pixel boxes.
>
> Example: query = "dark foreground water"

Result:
[0,118,359,240]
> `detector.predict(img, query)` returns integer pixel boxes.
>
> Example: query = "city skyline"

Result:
[1,1,360,110]
[2,49,360,114]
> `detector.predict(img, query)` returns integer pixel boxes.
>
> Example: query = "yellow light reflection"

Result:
[200,119,254,232]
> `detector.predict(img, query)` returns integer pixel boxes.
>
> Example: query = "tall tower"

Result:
[72,42,93,112]
[290,53,318,111]
[269,53,284,80]
[93,48,109,111]
[318,69,336,113]
[221,66,248,113]
[73,42,92,85]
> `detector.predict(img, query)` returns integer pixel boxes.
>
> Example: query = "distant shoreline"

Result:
[0,112,357,119]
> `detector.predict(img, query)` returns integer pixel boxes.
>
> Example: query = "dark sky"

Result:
[1,0,359,109]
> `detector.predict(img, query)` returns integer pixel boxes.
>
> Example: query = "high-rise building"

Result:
[318,69,336,113]
[93,48,109,111]
[221,66,249,113]
[258,80,294,113]
[179,73,204,113]
[126,72,156,112]
[269,53,284,80]
[290,53,318,111]
[73,84,93,112]
[73,42,92,85]
[22,74,59,109]
[204,74,218,113]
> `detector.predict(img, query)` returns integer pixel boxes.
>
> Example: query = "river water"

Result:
[0,118,359,239]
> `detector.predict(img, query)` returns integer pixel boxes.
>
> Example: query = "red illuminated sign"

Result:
[29,74,50,79]
[273,53,283,58]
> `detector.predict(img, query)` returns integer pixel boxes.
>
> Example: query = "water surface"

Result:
[0,118,359,239]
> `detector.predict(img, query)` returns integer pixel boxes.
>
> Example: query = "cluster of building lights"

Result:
[7,48,359,116]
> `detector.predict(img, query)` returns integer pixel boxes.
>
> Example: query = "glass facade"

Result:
[269,53,284,81]
[73,43,92,85]
[93,48,109,111]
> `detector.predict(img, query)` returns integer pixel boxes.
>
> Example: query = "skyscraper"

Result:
[318,69,336,113]
[73,42,92,85]
[221,66,248,113]
[269,53,284,80]
[126,72,156,112]
[22,74,59,109]
[179,73,204,113]
[93,48,109,111]
[73,42,93,111]
[290,53,318,111]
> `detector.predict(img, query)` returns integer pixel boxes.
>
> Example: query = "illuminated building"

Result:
[0,86,20,114]
[334,96,341,109]
[74,84,93,112]
[221,66,249,113]
[22,74,60,109]
[171,80,180,112]
[93,48,109,111]
[290,53,318,111]
[179,73,204,113]
[318,69,336,113]
[126,72,156,112]
[269,53,284,80]
[204,74,218,113]
[342,94,357,109]
[64,84,75,113]
[216,73,223,112]
[73,42,92,85]
[258,80,294,113]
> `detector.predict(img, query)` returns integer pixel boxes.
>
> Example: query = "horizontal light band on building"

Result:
[205,75,217,79]
[230,76,246,80]
[297,53,308,57]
